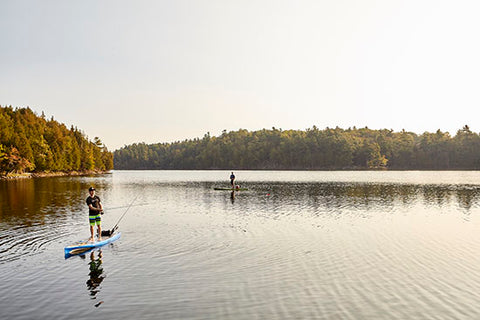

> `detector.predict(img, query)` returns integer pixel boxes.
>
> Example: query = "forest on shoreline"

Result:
[114,126,480,170]
[0,106,113,177]
[3,105,480,173]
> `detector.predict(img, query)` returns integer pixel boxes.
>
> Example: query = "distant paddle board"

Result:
[213,187,248,191]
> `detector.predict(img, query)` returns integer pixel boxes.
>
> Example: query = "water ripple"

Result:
[3,172,480,319]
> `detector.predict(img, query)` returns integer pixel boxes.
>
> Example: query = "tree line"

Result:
[114,126,480,170]
[0,106,113,175]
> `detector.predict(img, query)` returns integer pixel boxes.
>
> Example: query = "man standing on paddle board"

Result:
[86,187,103,242]
[230,172,235,188]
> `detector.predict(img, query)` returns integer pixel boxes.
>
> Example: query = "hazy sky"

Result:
[1,0,479,150]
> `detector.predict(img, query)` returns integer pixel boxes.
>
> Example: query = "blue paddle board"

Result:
[64,232,121,257]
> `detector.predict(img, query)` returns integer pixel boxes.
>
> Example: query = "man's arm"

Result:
[88,204,102,212]
[98,197,103,212]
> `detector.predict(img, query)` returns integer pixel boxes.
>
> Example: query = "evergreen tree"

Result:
[113,126,480,170]
[0,106,113,175]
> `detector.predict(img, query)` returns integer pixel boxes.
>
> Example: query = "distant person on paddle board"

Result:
[86,187,103,242]
[230,172,235,188]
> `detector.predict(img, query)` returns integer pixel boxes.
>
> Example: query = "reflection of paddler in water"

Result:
[86,249,105,303]
[230,191,235,203]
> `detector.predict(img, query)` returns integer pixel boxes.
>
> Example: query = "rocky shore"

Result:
[0,170,111,180]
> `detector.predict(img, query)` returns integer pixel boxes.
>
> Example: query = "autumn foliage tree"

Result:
[0,106,113,175]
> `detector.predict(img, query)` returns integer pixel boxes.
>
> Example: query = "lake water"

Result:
[2,170,480,319]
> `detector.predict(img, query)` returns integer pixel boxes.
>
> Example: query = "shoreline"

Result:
[0,170,111,180]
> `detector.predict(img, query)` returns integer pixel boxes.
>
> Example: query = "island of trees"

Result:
[0,106,113,177]
[114,126,480,170]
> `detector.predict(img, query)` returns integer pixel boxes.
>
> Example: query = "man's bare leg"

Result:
[89,225,94,242]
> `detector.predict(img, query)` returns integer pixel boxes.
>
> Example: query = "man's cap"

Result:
[89,187,95,191]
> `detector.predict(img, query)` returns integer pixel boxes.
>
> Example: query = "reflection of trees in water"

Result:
[455,188,479,211]
[3,177,480,224]
[422,186,450,206]
[257,182,480,212]
[0,177,110,224]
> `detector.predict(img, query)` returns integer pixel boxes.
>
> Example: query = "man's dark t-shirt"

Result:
[86,196,101,215]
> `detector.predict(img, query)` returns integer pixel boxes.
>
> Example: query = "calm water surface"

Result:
[2,170,480,319]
